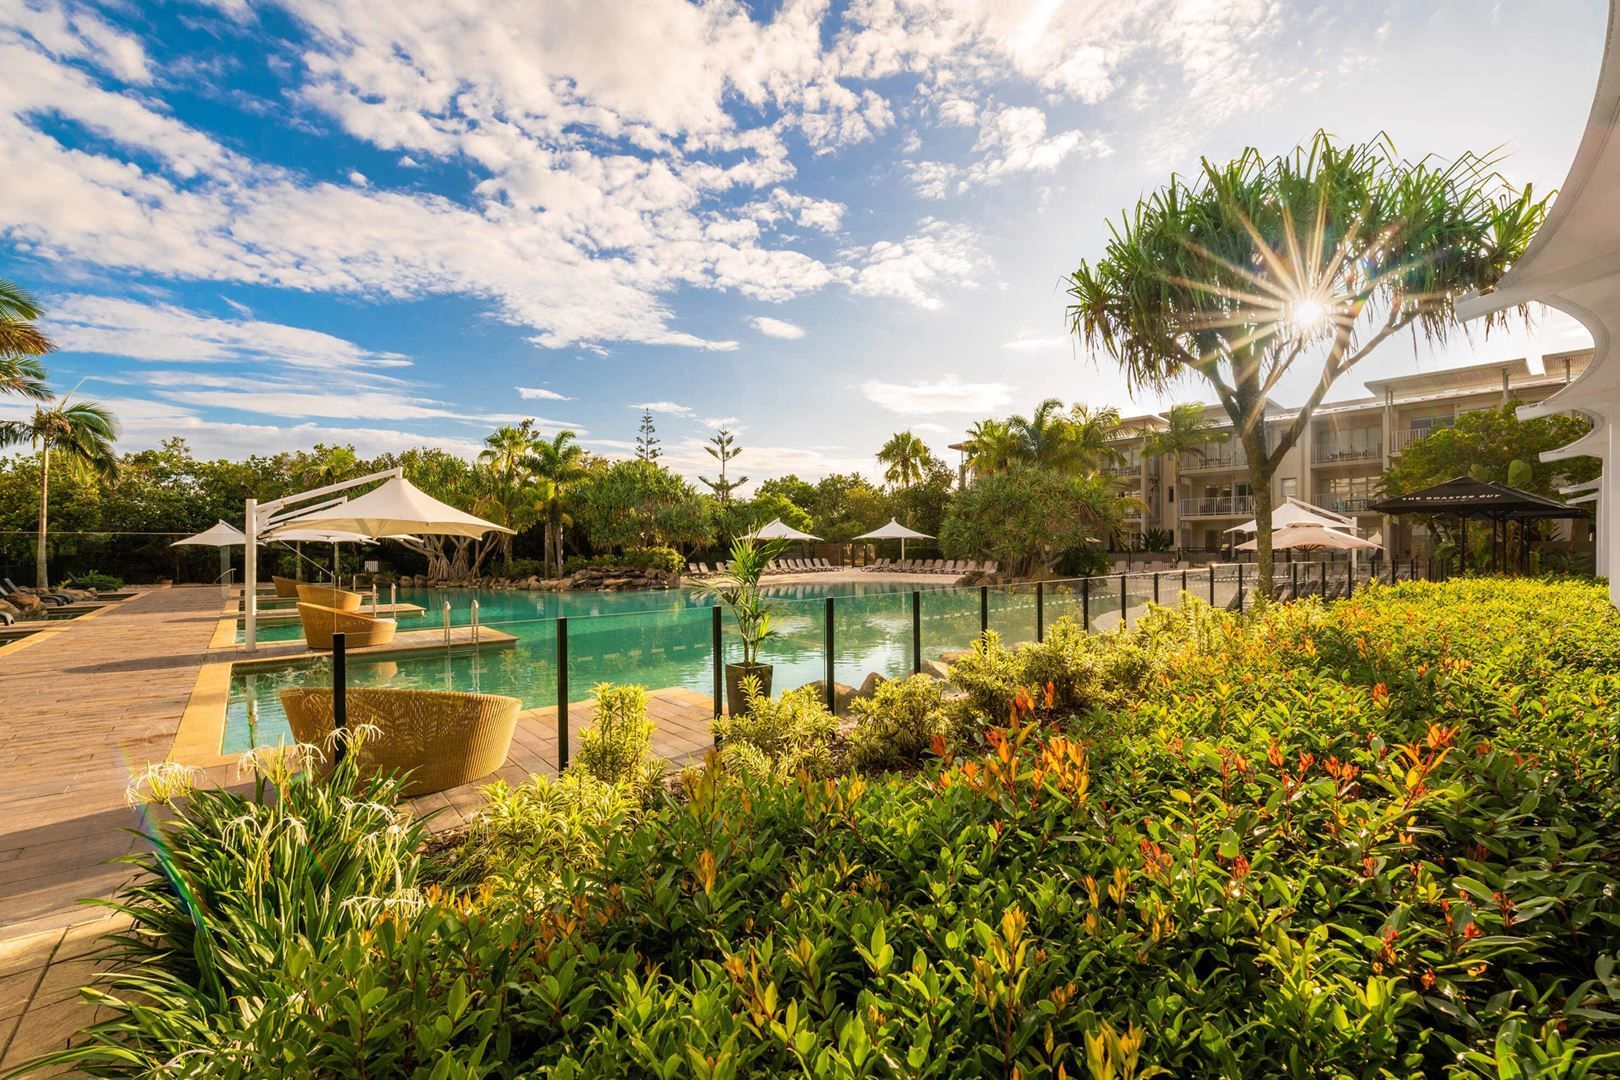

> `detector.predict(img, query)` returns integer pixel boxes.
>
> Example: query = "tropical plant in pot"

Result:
[703,535,785,716]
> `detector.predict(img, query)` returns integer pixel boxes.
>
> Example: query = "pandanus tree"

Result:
[1069,132,1547,601]
[0,391,120,588]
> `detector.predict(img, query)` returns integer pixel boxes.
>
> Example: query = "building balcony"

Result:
[1183,495,1255,517]
[1314,495,1374,513]
[1178,450,1249,472]
[1392,426,1449,452]
[1311,444,1382,465]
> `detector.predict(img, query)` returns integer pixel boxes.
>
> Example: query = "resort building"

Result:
[1099,349,1595,556]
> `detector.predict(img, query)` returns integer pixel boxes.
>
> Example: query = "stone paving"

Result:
[0,585,718,1074]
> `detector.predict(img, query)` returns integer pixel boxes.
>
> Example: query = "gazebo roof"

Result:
[1365,476,1588,519]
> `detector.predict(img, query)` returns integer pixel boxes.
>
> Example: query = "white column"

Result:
[244,498,258,652]
[1607,426,1619,606]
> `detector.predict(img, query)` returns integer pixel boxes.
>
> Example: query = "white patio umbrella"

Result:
[1225,498,1356,534]
[277,476,515,539]
[170,520,245,582]
[749,517,823,542]
[1235,524,1382,552]
[853,518,933,560]
[260,526,377,582]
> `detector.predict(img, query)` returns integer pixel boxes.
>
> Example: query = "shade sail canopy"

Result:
[261,527,377,544]
[1236,525,1382,552]
[278,476,514,538]
[749,517,823,541]
[1365,477,1589,519]
[853,518,934,541]
[1225,499,1355,534]
[170,520,245,547]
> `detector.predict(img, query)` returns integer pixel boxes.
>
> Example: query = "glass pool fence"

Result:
[277,555,1438,767]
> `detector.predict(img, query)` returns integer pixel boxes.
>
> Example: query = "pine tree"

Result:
[635,409,661,461]
[699,427,748,504]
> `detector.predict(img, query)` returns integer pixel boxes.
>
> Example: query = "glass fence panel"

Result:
[565,605,711,707]
[831,589,915,690]
[1122,573,1156,627]
[1038,578,1088,632]
[919,586,984,664]
[990,584,1039,646]
[1210,567,1240,612]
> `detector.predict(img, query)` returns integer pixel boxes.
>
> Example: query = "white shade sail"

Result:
[749,517,823,541]
[1225,499,1356,534]
[853,518,934,541]
[278,476,514,539]
[261,527,377,544]
[170,520,245,547]
[1236,524,1382,552]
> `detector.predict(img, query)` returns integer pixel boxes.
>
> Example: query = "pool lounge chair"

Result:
[2,579,70,606]
[982,561,998,576]
[279,686,521,797]
[296,602,398,650]
[295,583,365,611]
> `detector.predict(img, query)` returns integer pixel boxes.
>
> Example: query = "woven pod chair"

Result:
[272,575,301,598]
[295,583,364,611]
[296,603,398,649]
[279,687,520,796]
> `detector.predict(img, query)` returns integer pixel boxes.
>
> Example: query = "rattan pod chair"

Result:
[279,687,520,796]
[272,575,301,598]
[295,583,364,610]
[296,603,398,649]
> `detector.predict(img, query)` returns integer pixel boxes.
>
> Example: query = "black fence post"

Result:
[1321,560,1328,597]
[331,632,347,765]
[1082,577,1091,631]
[1347,560,1355,599]
[979,585,989,637]
[711,606,723,717]
[1153,572,1161,605]
[1119,574,1128,629]
[1236,563,1245,612]
[1181,569,1189,599]
[1291,560,1299,600]
[825,597,836,711]
[1035,581,1045,643]
[557,617,569,770]
[1208,565,1216,605]
[912,590,922,674]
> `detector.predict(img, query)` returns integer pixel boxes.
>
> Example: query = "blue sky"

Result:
[0,0,1608,487]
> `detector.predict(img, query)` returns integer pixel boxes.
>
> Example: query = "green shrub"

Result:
[576,682,664,798]
[502,557,547,578]
[847,674,952,768]
[945,629,1025,721]
[69,570,123,591]
[563,546,684,576]
[711,676,838,780]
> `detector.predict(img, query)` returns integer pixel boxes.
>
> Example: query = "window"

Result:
[1280,477,1297,498]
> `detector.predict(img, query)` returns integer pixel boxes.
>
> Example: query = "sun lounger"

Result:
[2,579,70,606]
[296,583,364,611]
[982,561,998,576]
[296,602,398,650]
[279,686,520,797]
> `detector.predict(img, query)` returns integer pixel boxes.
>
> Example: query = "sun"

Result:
[1289,298,1327,331]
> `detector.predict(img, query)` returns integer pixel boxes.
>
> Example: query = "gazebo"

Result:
[1365,476,1589,573]
[853,518,934,560]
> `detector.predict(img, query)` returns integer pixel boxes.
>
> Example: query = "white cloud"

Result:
[862,374,1013,415]
[911,105,1109,198]
[703,416,741,430]
[750,315,806,340]
[912,421,950,433]
[1001,332,1072,352]
[516,386,571,401]
[842,219,986,310]
[630,400,694,416]
[47,295,410,369]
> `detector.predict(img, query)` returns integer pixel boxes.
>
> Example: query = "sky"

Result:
[0,0,1609,490]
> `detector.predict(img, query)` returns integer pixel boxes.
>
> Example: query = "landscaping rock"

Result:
[797,679,859,716]
[920,658,952,682]
[6,592,43,615]
[938,648,973,665]
[855,671,887,701]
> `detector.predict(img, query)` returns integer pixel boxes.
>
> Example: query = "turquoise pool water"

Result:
[224,578,1137,753]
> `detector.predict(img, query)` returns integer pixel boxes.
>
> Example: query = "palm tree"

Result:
[529,430,588,576]
[876,431,936,489]
[0,280,54,402]
[1145,402,1222,468]
[479,422,538,494]
[479,422,542,571]
[1068,404,1123,474]
[1010,398,1080,472]
[1070,133,1546,599]
[962,418,1022,478]
[0,391,119,588]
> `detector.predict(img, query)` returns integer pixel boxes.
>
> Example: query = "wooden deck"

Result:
[0,585,717,1071]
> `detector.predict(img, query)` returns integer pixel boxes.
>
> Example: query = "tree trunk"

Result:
[35,448,49,589]
[1247,451,1275,607]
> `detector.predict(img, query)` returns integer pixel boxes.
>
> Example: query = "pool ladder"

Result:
[470,599,480,645]
[442,600,452,645]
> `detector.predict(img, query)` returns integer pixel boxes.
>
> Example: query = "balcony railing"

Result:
[1311,444,1381,465]
[1392,426,1450,452]
[1314,495,1374,513]
[1179,449,1248,471]
[1183,495,1255,517]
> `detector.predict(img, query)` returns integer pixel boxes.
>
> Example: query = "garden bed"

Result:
[39,577,1620,1076]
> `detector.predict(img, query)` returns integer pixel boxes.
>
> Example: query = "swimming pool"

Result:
[224,577,1149,754]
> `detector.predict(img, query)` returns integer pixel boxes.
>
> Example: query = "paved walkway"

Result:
[0,585,719,1074]
[0,586,219,1073]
